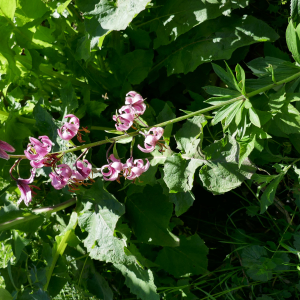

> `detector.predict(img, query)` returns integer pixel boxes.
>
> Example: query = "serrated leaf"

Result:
[212,100,243,125]
[235,63,246,94]
[203,86,240,96]
[155,235,208,277]
[286,20,300,64]
[248,107,261,127]
[238,134,256,167]
[212,63,240,91]
[164,154,204,192]
[126,185,179,247]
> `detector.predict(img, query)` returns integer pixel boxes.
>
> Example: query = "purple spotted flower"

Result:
[72,159,92,181]
[57,114,80,141]
[125,91,146,116]
[123,157,150,180]
[49,164,72,190]
[24,136,54,168]
[138,127,164,153]
[101,154,124,181]
[0,140,15,160]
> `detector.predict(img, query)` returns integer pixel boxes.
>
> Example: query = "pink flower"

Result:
[123,157,150,180]
[113,106,135,132]
[49,164,72,190]
[24,136,54,168]
[101,154,124,181]
[0,140,15,160]
[72,159,92,180]
[125,91,146,116]
[16,168,39,206]
[57,114,80,141]
[138,127,164,153]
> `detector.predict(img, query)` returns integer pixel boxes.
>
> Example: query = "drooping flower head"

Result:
[101,154,124,181]
[138,127,164,153]
[57,114,80,141]
[24,136,54,168]
[49,164,72,190]
[123,157,150,180]
[113,106,135,132]
[125,91,146,116]
[72,159,92,181]
[0,140,15,160]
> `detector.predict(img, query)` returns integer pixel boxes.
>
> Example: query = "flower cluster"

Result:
[113,91,146,131]
[100,92,165,182]
[7,114,93,206]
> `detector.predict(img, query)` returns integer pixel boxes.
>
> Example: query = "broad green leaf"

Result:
[13,231,30,262]
[126,185,179,247]
[0,288,13,300]
[268,86,287,112]
[291,0,300,24]
[175,115,207,157]
[199,135,256,195]
[286,20,300,65]
[0,0,16,21]
[57,0,72,14]
[169,191,195,217]
[274,104,300,134]
[78,180,127,264]
[164,154,204,192]
[150,0,241,49]
[203,86,240,96]
[238,134,256,167]
[114,263,159,300]
[248,107,261,128]
[154,15,278,76]
[155,235,208,277]
[77,0,149,32]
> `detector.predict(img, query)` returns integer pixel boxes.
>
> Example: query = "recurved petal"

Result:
[0,148,10,160]
[0,140,15,152]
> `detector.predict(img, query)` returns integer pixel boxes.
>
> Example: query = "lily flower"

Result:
[49,164,72,190]
[125,91,146,116]
[138,127,164,153]
[57,114,80,141]
[72,159,92,180]
[123,157,150,180]
[15,168,39,206]
[101,154,124,181]
[113,106,135,132]
[0,140,15,160]
[24,136,54,168]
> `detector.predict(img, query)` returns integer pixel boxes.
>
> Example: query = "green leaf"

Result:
[77,0,149,31]
[0,0,16,21]
[113,263,159,300]
[155,15,279,76]
[238,134,256,167]
[212,63,240,91]
[155,235,208,277]
[291,0,300,24]
[126,185,179,247]
[199,135,256,195]
[13,230,30,262]
[78,179,127,264]
[175,116,207,157]
[60,82,78,116]
[268,86,287,111]
[164,154,204,192]
[248,107,261,128]
[169,191,195,217]
[150,0,240,49]
[274,104,300,134]
[286,20,300,64]
[235,64,246,94]
[0,288,13,300]
[212,101,243,125]
[203,86,240,96]
[260,173,284,214]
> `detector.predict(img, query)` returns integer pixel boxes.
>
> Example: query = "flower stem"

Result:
[8,71,300,158]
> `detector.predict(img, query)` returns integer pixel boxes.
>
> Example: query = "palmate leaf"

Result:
[155,234,209,277]
[126,185,179,247]
[153,15,279,76]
